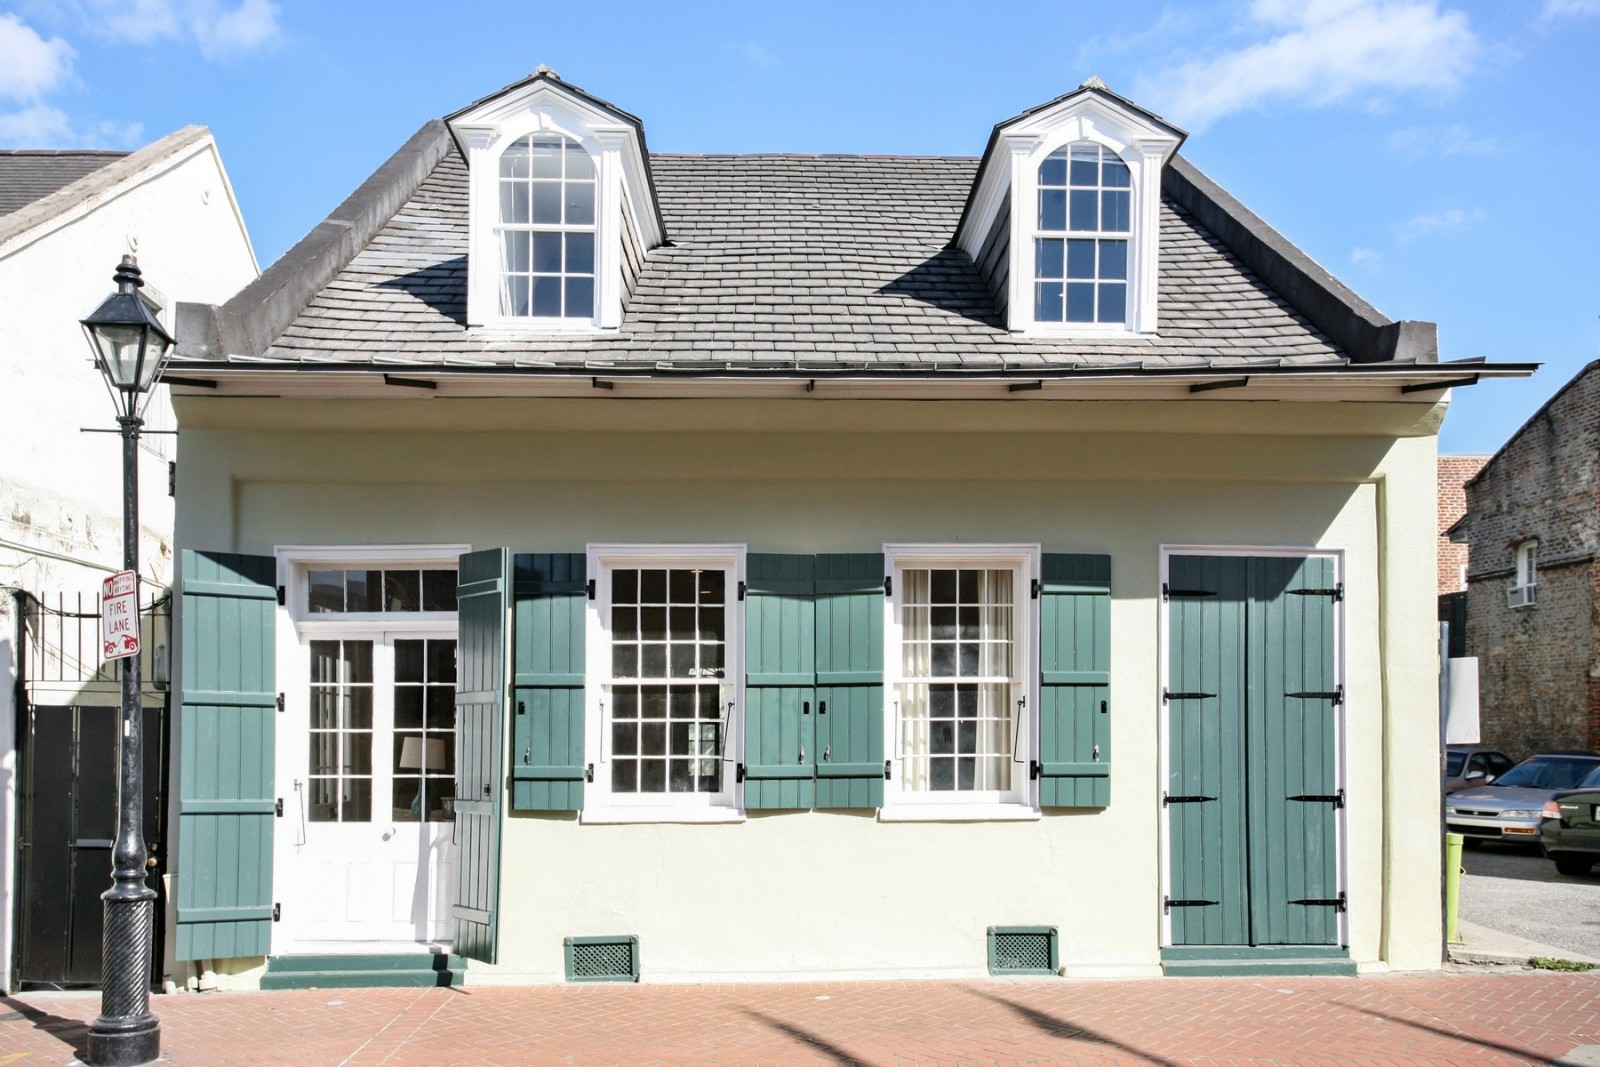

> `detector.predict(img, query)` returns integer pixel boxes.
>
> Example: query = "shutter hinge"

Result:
[1162,583,1217,602]
[586,579,595,601]
[276,586,286,606]
[1029,760,1041,781]
[736,763,747,783]
[737,580,747,601]
[272,903,281,922]
[1290,584,1343,601]
[275,798,283,817]
[883,760,892,781]
[584,763,594,783]
[275,693,285,712]
[884,575,892,597]
[1164,897,1219,913]
[1288,685,1343,705]
[1288,789,1346,809]
[1163,689,1216,704]
[1162,793,1217,805]
[1030,577,1040,600]
[1290,891,1347,912]
[168,461,176,498]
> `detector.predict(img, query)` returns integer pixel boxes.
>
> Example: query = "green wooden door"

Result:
[175,550,278,961]
[452,548,510,964]
[1165,554,1340,948]
[744,554,816,810]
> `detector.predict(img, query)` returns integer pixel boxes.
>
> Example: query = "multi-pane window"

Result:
[497,134,596,319]
[1035,142,1131,325]
[308,568,457,614]
[308,640,373,822]
[606,567,729,797]
[393,639,457,822]
[897,567,1022,796]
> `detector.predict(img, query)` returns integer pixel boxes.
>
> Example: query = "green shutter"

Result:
[1166,556,1252,947]
[452,548,511,964]
[814,553,885,809]
[1247,556,1340,947]
[1038,554,1112,809]
[175,550,277,961]
[510,553,587,812]
[743,554,815,810]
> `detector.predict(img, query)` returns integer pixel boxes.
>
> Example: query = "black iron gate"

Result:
[12,590,168,988]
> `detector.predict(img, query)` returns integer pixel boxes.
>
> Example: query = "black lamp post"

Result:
[80,255,173,1067]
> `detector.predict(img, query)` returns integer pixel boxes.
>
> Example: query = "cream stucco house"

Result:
[163,71,1530,989]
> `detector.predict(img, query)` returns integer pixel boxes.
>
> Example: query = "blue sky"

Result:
[2,0,1596,455]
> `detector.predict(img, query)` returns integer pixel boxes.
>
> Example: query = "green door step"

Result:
[261,953,466,989]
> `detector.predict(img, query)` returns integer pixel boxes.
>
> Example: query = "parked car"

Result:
[1445,751,1600,846]
[1444,744,1516,794]
[1539,770,1600,875]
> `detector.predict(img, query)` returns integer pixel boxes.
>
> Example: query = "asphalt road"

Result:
[1459,843,1600,959]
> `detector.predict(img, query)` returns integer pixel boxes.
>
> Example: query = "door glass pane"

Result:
[307,639,375,822]
[391,638,458,822]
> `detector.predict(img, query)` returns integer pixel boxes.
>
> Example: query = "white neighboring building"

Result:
[0,127,257,992]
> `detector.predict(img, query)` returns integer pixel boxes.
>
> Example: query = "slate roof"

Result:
[0,150,127,218]
[242,147,1349,370]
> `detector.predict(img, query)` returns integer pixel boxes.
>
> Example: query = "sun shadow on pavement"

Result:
[1353,1005,1550,1062]
[739,1007,869,1065]
[0,995,91,1059]
[967,989,1182,1067]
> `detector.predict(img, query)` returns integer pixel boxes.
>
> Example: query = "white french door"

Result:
[275,630,458,951]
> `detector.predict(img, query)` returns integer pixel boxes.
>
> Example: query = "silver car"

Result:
[1446,752,1600,846]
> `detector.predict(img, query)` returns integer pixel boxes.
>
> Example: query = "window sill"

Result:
[877,804,1041,823]
[580,806,746,825]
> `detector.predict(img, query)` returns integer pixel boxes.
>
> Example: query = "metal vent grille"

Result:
[988,926,1058,976]
[564,935,639,982]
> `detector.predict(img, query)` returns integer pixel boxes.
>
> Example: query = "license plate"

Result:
[1593,804,1600,822]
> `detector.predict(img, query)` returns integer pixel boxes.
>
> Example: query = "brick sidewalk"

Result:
[2,970,1598,1066]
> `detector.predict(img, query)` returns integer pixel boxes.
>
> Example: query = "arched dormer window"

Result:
[1034,143,1130,325]
[497,134,596,319]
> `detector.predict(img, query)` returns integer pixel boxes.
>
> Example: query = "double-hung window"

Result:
[497,133,597,320]
[586,546,744,820]
[885,546,1037,815]
[1034,142,1131,326]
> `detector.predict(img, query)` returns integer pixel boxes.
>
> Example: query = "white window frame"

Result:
[880,543,1041,822]
[1510,540,1538,608]
[582,543,747,824]
[1029,141,1134,329]
[493,132,598,323]
[278,544,470,634]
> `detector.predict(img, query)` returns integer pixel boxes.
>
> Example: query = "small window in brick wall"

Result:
[1508,541,1537,609]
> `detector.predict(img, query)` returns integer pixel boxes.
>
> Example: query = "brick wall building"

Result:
[1438,455,1488,595]
[1451,360,1600,758]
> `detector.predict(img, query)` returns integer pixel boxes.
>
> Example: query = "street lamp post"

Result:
[80,255,175,1067]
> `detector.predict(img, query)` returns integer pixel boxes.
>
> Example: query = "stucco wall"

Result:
[172,396,1443,980]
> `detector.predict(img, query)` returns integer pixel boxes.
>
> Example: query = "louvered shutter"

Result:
[1037,554,1112,809]
[175,550,277,961]
[813,553,886,809]
[510,553,587,812]
[452,548,511,963]
[742,554,816,809]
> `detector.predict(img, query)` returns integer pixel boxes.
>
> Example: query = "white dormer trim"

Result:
[958,88,1183,338]
[450,78,662,332]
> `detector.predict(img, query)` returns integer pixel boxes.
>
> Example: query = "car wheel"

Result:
[1552,853,1595,877]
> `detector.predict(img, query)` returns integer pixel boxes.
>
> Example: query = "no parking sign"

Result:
[101,570,140,661]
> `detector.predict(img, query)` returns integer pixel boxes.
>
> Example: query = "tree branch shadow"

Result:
[0,995,90,1059]
[1352,1004,1562,1063]
[739,1007,869,1064]
[967,988,1183,1067]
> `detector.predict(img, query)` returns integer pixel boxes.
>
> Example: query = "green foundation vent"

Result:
[564,935,640,982]
[988,926,1059,976]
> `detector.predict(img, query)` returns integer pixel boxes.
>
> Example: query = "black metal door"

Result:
[15,703,164,987]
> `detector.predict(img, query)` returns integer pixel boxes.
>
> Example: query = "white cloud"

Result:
[1386,122,1501,157]
[0,13,75,102]
[1136,0,1480,130]
[0,103,74,147]
[1350,246,1383,266]
[82,0,280,57]
[1397,207,1485,242]
[1542,0,1600,17]
[731,41,774,69]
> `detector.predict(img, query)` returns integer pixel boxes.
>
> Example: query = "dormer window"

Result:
[448,67,666,332]
[497,134,596,319]
[953,79,1184,338]
[1034,143,1131,325]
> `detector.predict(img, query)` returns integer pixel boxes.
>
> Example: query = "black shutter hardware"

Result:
[737,580,747,601]
[736,763,747,783]
[1288,685,1344,705]
[1290,585,1343,601]
[1162,793,1216,805]
[1290,891,1348,911]
[883,575,892,596]
[584,764,594,783]
[1288,789,1346,808]
[275,693,285,712]
[276,585,286,606]
[1030,577,1040,600]
[1163,689,1216,703]
[883,760,892,781]
[586,579,596,600]
[1162,583,1217,602]
[274,798,283,817]
[272,903,281,922]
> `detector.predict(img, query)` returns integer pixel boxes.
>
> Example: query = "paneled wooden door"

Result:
[1164,554,1342,948]
[275,632,458,950]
